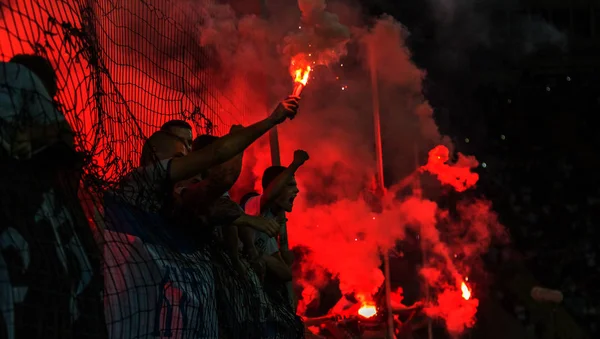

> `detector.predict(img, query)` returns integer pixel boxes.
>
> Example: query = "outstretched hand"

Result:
[270,96,300,124]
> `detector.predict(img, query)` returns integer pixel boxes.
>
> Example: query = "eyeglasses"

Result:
[164,131,192,152]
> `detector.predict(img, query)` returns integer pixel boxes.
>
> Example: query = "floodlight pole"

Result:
[261,0,296,311]
[368,40,395,339]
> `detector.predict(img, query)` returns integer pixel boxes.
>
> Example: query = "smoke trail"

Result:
[283,0,350,67]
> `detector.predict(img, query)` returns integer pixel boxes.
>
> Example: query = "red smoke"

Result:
[424,282,479,334]
[1,0,510,336]
[421,145,480,192]
[227,1,508,336]
[284,0,350,67]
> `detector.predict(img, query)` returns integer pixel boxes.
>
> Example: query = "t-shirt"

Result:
[119,159,172,214]
[210,192,243,246]
[174,178,242,245]
[244,194,280,256]
[173,180,271,337]
[0,62,65,157]
[103,193,218,339]
[0,155,106,339]
[106,161,221,338]
[244,195,297,312]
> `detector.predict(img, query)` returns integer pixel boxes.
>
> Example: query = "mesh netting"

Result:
[0,0,301,338]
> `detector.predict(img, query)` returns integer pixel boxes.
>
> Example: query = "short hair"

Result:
[192,134,218,152]
[10,54,57,97]
[161,120,192,132]
[262,166,287,190]
[139,130,181,166]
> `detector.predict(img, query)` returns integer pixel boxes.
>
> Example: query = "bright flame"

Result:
[461,282,471,300]
[294,65,312,85]
[290,57,312,96]
[358,303,377,318]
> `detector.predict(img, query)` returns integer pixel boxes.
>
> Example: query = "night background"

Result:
[361,0,599,337]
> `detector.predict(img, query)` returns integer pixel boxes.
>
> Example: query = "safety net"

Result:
[0,0,305,338]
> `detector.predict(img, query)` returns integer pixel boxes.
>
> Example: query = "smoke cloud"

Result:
[1,0,513,334]
[283,0,350,69]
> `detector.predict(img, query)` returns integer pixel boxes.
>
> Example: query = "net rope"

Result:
[0,0,303,338]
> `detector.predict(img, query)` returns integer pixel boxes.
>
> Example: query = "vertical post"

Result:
[591,5,596,39]
[369,41,395,339]
[261,0,294,310]
[259,0,281,167]
[269,127,282,166]
[414,144,433,339]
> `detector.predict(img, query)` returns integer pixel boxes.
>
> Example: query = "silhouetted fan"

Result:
[0,145,105,339]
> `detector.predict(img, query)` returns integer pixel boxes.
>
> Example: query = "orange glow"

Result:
[294,65,312,86]
[290,57,312,96]
[358,303,377,318]
[461,282,471,300]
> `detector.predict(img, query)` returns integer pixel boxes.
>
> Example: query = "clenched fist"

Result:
[269,96,300,124]
[293,149,309,165]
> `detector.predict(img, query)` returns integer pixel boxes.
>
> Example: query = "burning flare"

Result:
[423,277,478,335]
[461,281,471,300]
[294,66,311,86]
[358,302,377,319]
[291,57,312,97]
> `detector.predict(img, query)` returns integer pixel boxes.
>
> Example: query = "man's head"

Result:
[262,166,299,213]
[139,130,187,166]
[10,54,57,97]
[161,120,193,152]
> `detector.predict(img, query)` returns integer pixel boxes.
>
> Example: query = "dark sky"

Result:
[359,0,600,336]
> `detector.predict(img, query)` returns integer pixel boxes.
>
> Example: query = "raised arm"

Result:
[169,97,300,183]
[179,179,230,213]
[260,149,309,211]
[233,214,280,237]
[180,149,244,211]
[262,252,293,282]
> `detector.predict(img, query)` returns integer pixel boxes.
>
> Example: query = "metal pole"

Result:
[369,40,395,339]
[414,144,433,339]
[269,124,282,165]
[261,0,295,311]
[258,0,281,167]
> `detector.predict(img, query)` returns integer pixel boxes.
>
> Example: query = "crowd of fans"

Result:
[0,54,316,339]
